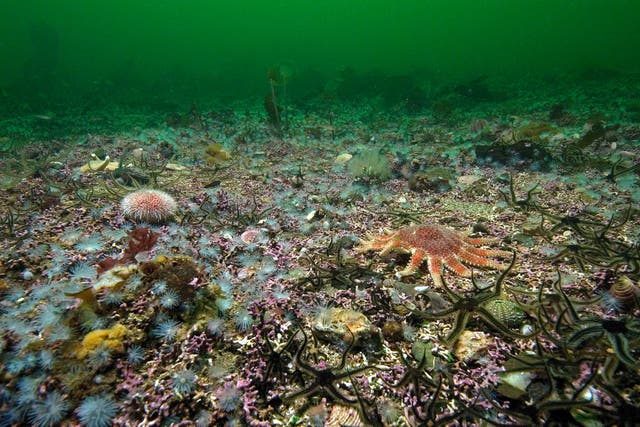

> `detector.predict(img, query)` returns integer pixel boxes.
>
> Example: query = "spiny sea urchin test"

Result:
[120,189,177,224]
[356,223,511,287]
[483,299,526,329]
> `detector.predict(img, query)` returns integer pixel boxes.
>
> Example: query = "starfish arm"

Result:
[429,273,444,289]
[443,311,471,346]
[379,239,400,256]
[336,364,377,380]
[462,245,512,259]
[444,256,472,277]
[398,249,426,276]
[458,249,507,270]
[424,255,446,287]
[567,326,605,348]
[323,384,358,404]
[607,332,638,366]
[355,236,387,252]
[426,255,442,276]
[283,382,319,401]
[414,305,460,319]
[463,236,498,245]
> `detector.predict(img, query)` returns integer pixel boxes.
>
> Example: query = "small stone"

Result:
[457,174,483,186]
[411,341,435,367]
[79,156,116,173]
[240,228,261,244]
[313,307,372,345]
[306,209,318,221]
[165,162,187,171]
[93,265,136,291]
[497,370,535,400]
[520,324,535,336]
[131,147,145,160]
[334,153,353,164]
[454,330,491,362]
[381,321,403,342]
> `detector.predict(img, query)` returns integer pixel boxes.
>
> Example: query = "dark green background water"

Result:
[2,0,640,107]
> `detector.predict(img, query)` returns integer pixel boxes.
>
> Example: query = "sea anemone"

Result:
[199,244,220,260]
[233,309,254,331]
[78,309,108,332]
[100,290,125,306]
[38,350,55,370]
[125,274,144,292]
[214,297,233,314]
[194,410,213,427]
[151,318,181,342]
[600,290,623,312]
[402,322,417,341]
[76,393,118,427]
[236,252,261,268]
[69,262,98,282]
[47,324,72,343]
[216,272,234,293]
[151,280,168,295]
[87,344,112,369]
[255,261,277,283]
[35,305,62,330]
[17,375,42,402]
[160,289,181,309]
[75,235,106,253]
[7,353,39,375]
[377,399,403,425]
[61,228,83,244]
[172,368,198,395]
[271,285,290,300]
[216,383,242,412]
[206,318,226,337]
[28,391,70,427]
[126,345,145,365]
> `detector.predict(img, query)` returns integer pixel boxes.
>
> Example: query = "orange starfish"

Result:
[356,223,512,287]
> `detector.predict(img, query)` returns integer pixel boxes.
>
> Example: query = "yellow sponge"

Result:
[75,323,128,359]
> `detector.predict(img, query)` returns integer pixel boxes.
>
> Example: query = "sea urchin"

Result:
[120,189,177,224]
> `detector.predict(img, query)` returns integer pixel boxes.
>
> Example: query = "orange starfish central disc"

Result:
[356,223,512,287]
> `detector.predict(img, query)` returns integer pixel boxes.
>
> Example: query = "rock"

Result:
[457,174,483,186]
[79,156,120,173]
[334,153,353,164]
[497,370,535,400]
[408,167,455,193]
[454,330,491,362]
[93,265,137,291]
[475,140,554,171]
[313,307,372,345]
[166,162,187,171]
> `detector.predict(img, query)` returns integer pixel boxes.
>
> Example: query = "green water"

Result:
[2,0,640,108]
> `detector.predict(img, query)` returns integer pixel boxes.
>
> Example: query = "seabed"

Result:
[1,74,639,426]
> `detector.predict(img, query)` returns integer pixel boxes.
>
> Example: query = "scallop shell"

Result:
[326,404,363,427]
[483,299,526,328]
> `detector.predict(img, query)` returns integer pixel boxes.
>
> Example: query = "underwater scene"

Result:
[2,1,640,426]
